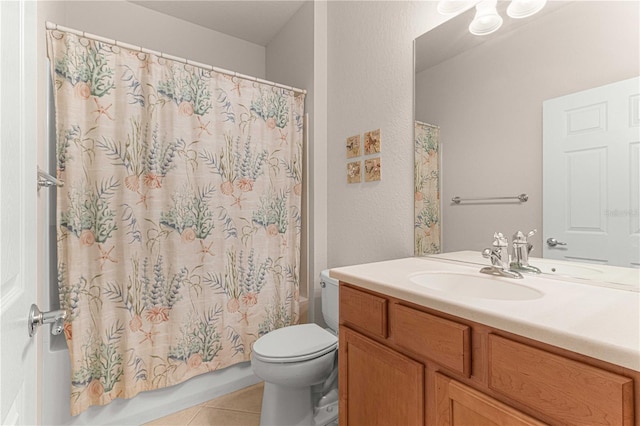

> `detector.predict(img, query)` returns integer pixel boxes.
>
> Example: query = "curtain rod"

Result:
[45,21,307,95]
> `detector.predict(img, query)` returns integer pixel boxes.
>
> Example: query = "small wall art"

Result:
[346,134,361,158]
[364,129,381,155]
[347,161,362,184]
[364,157,381,182]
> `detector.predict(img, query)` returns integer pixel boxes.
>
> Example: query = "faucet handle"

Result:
[492,232,508,247]
[482,247,501,268]
[511,229,541,273]
[513,229,537,244]
[484,233,509,269]
[482,248,493,259]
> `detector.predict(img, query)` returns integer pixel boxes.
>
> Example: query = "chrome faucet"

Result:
[481,232,523,279]
[510,230,541,274]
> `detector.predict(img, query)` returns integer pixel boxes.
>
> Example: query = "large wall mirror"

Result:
[414,1,640,282]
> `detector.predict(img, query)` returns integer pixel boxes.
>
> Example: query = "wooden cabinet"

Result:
[435,373,545,426]
[338,283,639,426]
[339,327,424,426]
[340,284,388,338]
[488,334,634,426]
[391,304,471,377]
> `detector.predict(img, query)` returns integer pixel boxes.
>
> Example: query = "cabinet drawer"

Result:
[391,304,471,376]
[488,334,634,426]
[340,284,388,338]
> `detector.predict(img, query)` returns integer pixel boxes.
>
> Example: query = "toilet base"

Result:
[260,382,314,426]
[313,388,338,426]
[260,382,338,426]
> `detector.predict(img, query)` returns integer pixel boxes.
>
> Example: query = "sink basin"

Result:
[409,272,544,300]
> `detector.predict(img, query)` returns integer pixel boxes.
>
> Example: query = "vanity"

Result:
[330,255,640,426]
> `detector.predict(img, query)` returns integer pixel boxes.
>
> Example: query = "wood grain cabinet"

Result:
[488,334,634,426]
[435,373,545,426]
[338,283,639,426]
[339,327,424,426]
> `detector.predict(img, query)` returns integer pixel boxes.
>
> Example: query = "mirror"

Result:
[414,1,640,283]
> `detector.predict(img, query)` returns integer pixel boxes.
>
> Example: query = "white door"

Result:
[1,1,39,424]
[543,76,640,268]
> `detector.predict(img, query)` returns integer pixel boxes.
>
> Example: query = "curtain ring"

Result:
[51,30,64,40]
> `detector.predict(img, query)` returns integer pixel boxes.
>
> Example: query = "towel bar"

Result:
[451,193,528,204]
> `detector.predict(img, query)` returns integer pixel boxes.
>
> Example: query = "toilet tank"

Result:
[319,270,339,333]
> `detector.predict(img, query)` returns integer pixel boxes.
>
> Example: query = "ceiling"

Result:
[131,1,308,46]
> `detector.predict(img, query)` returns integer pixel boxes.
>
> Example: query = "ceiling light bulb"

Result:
[437,0,479,15]
[469,0,503,36]
[507,0,547,19]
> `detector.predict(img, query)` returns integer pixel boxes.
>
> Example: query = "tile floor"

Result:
[144,382,264,426]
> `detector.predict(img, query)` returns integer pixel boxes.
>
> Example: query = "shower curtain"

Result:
[415,121,441,255]
[47,28,304,415]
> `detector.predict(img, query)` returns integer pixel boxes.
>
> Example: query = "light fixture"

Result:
[437,0,547,36]
[437,0,479,16]
[507,0,547,19]
[469,0,503,36]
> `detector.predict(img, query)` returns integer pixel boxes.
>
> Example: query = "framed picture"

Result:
[346,135,361,158]
[347,161,362,183]
[364,129,381,155]
[364,157,381,182]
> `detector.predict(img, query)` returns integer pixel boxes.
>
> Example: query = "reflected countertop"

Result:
[330,254,640,372]
[428,250,640,292]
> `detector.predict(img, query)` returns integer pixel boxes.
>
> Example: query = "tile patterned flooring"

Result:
[144,382,264,426]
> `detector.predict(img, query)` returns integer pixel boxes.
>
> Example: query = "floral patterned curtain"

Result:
[47,29,304,415]
[415,121,441,255]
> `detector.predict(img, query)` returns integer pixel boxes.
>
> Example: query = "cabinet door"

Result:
[339,326,424,426]
[435,373,545,426]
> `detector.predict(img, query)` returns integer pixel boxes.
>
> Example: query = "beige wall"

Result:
[326,1,448,268]
[415,1,640,252]
[311,1,329,324]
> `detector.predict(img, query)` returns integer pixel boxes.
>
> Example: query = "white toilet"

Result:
[251,270,339,426]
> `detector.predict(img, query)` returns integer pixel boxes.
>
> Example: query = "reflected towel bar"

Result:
[452,193,528,204]
[38,168,64,189]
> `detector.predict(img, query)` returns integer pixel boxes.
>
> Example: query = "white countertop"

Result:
[330,255,640,372]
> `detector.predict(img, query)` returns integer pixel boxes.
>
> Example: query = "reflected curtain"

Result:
[48,28,304,415]
[414,121,441,255]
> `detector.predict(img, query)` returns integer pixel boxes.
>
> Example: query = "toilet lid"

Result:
[253,323,338,363]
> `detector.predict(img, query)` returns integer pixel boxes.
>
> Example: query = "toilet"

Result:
[251,270,339,426]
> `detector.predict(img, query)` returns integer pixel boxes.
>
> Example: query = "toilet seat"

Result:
[253,323,338,363]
